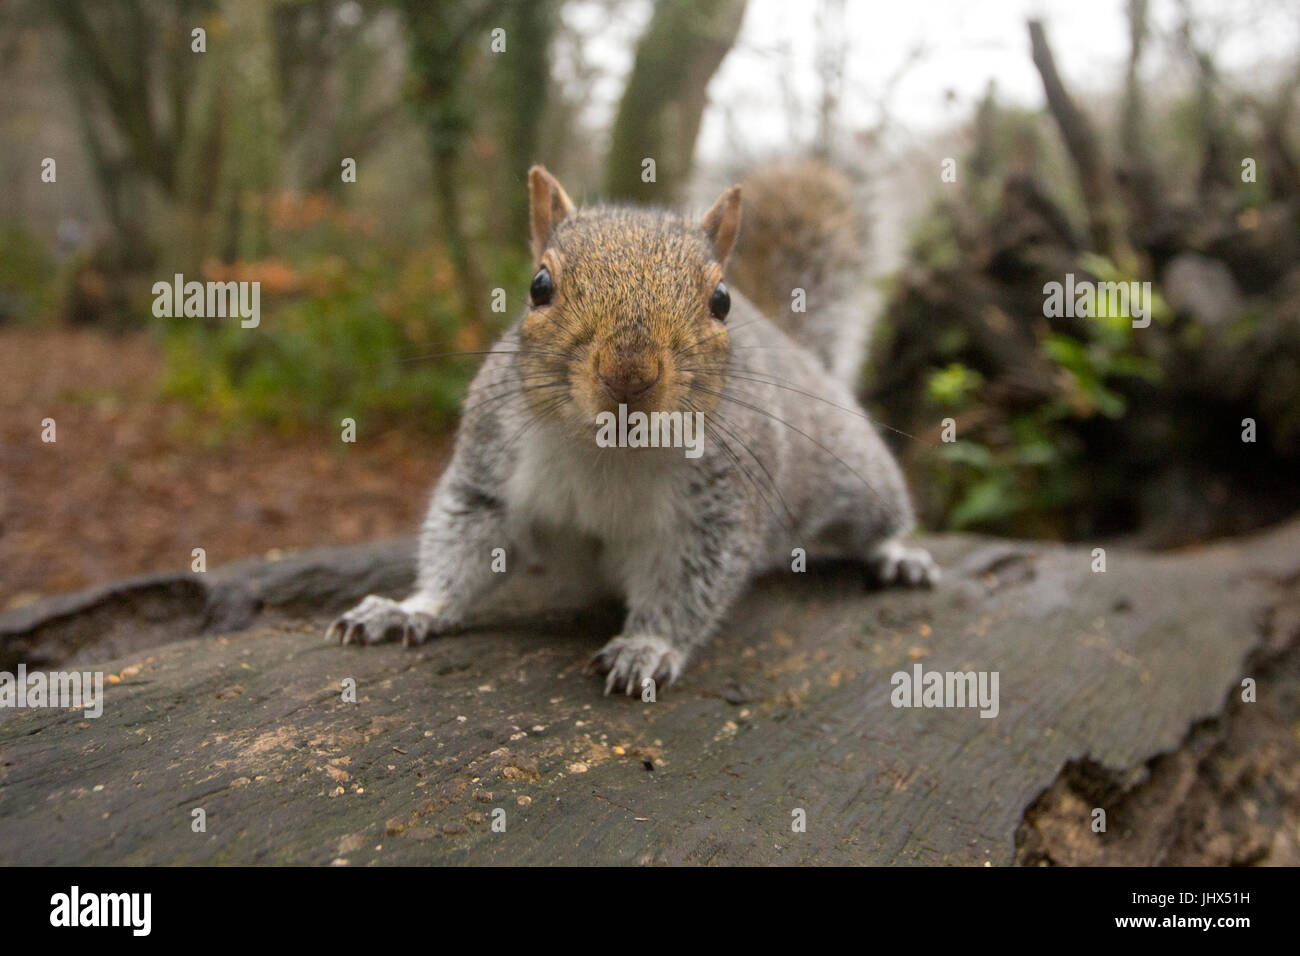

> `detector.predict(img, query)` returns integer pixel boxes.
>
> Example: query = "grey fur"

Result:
[328,208,936,694]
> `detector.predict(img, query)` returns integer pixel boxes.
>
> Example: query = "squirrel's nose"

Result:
[596,357,662,404]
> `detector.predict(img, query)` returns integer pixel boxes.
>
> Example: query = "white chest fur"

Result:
[505,426,682,544]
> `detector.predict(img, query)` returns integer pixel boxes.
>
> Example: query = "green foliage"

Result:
[159,201,527,435]
[926,363,983,407]
[0,226,58,322]
[934,416,1085,532]
[906,255,1165,536]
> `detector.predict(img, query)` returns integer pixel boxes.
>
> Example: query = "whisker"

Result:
[673,318,764,361]
[681,362,919,442]
[499,394,571,456]
[461,380,568,422]
[395,346,570,367]
[701,418,786,530]
[699,407,796,530]
[688,382,907,526]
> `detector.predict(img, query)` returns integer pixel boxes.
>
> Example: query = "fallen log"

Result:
[2,519,1298,865]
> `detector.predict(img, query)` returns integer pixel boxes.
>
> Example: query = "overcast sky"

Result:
[561,0,1300,158]
[552,0,1297,276]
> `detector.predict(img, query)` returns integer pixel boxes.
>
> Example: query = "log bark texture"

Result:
[2,520,1299,865]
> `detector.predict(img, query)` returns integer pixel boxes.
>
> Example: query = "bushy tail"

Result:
[727,159,869,386]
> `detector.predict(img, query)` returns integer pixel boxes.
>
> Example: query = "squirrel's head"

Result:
[517,165,741,435]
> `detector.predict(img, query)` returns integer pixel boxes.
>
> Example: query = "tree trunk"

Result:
[397,0,503,329]
[497,0,557,243]
[1116,0,1165,237]
[1028,19,1124,259]
[605,0,748,205]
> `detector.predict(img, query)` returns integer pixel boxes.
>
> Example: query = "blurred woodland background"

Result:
[0,0,1297,607]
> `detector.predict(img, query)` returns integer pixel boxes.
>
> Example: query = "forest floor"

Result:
[0,326,449,610]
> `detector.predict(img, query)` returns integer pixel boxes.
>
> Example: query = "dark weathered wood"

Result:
[2,520,1299,865]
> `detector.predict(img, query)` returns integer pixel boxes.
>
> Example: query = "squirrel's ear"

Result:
[528,165,575,262]
[701,185,742,264]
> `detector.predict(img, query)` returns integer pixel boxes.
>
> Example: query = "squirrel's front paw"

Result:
[869,539,941,588]
[327,594,448,647]
[590,634,685,696]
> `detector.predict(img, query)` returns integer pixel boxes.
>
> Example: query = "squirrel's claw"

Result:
[868,540,941,589]
[591,634,685,696]
[328,594,443,646]
[326,619,364,645]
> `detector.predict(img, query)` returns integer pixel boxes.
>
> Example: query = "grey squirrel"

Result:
[327,160,938,694]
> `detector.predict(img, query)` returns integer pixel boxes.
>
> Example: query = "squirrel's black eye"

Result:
[709,282,730,320]
[530,266,553,307]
